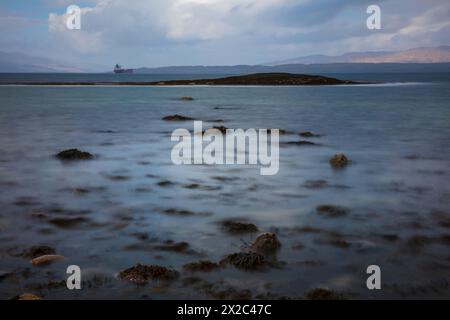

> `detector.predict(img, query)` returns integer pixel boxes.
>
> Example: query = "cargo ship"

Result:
[113,64,133,74]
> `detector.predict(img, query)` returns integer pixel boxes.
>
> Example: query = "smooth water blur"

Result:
[0,73,450,299]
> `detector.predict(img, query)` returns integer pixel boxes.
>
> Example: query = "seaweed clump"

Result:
[219,252,267,270]
[118,264,179,284]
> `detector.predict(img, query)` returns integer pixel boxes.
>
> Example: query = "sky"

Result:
[0,0,449,70]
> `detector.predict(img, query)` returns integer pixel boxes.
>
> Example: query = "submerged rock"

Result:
[118,264,179,284]
[55,149,93,160]
[162,114,194,121]
[303,180,328,189]
[157,180,175,187]
[22,246,56,259]
[180,96,194,101]
[48,216,90,229]
[329,154,350,168]
[250,233,281,254]
[31,254,65,266]
[316,205,348,218]
[154,240,197,254]
[183,260,220,272]
[299,131,321,137]
[220,252,267,270]
[220,220,258,234]
[305,288,343,300]
[161,208,210,217]
[284,140,320,146]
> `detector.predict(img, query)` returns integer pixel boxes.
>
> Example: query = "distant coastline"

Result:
[0,72,361,86]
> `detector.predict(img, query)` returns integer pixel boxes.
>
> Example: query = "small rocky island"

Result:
[151,73,357,86]
[6,73,359,86]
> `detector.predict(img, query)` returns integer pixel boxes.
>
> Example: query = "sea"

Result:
[0,72,450,299]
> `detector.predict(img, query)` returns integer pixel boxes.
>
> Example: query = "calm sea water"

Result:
[1,73,450,299]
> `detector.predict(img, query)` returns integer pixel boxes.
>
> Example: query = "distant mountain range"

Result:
[1,46,450,73]
[132,63,450,74]
[267,46,450,65]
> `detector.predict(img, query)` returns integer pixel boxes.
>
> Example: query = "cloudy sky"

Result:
[0,0,449,70]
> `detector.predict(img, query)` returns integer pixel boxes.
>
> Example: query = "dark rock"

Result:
[162,114,194,121]
[305,288,343,300]
[299,131,321,137]
[220,220,258,234]
[316,238,351,248]
[72,188,90,195]
[157,180,174,187]
[220,252,267,270]
[13,196,40,206]
[183,260,220,272]
[378,234,400,242]
[316,205,348,218]
[22,246,56,259]
[118,264,179,284]
[304,180,328,189]
[106,175,130,181]
[250,233,281,254]
[180,96,194,101]
[161,208,210,217]
[432,211,450,228]
[211,176,239,182]
[329,154,350,168]
[55,149,93,160]
[284,140,319,146]
[48,216,90,229]
[153,240,195,254]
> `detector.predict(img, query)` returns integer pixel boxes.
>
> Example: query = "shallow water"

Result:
[1,73,450,299]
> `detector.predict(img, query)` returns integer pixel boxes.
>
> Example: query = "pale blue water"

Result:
[0,73,450,299]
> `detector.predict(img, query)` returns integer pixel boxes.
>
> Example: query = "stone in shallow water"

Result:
[250,233,281,254]
[48,216,91,229]
[22,245,56,259]
[304,180,328,189]
[55,148,93,160]
[284,140,320,146]
[220,252,268,270]
[299,131,321,137]
[329,154,350,168]
[219,220,258,234]
[31,254,65,266]
[316,205,348,218]
[162,114,194,121]
[118,264,179,284]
